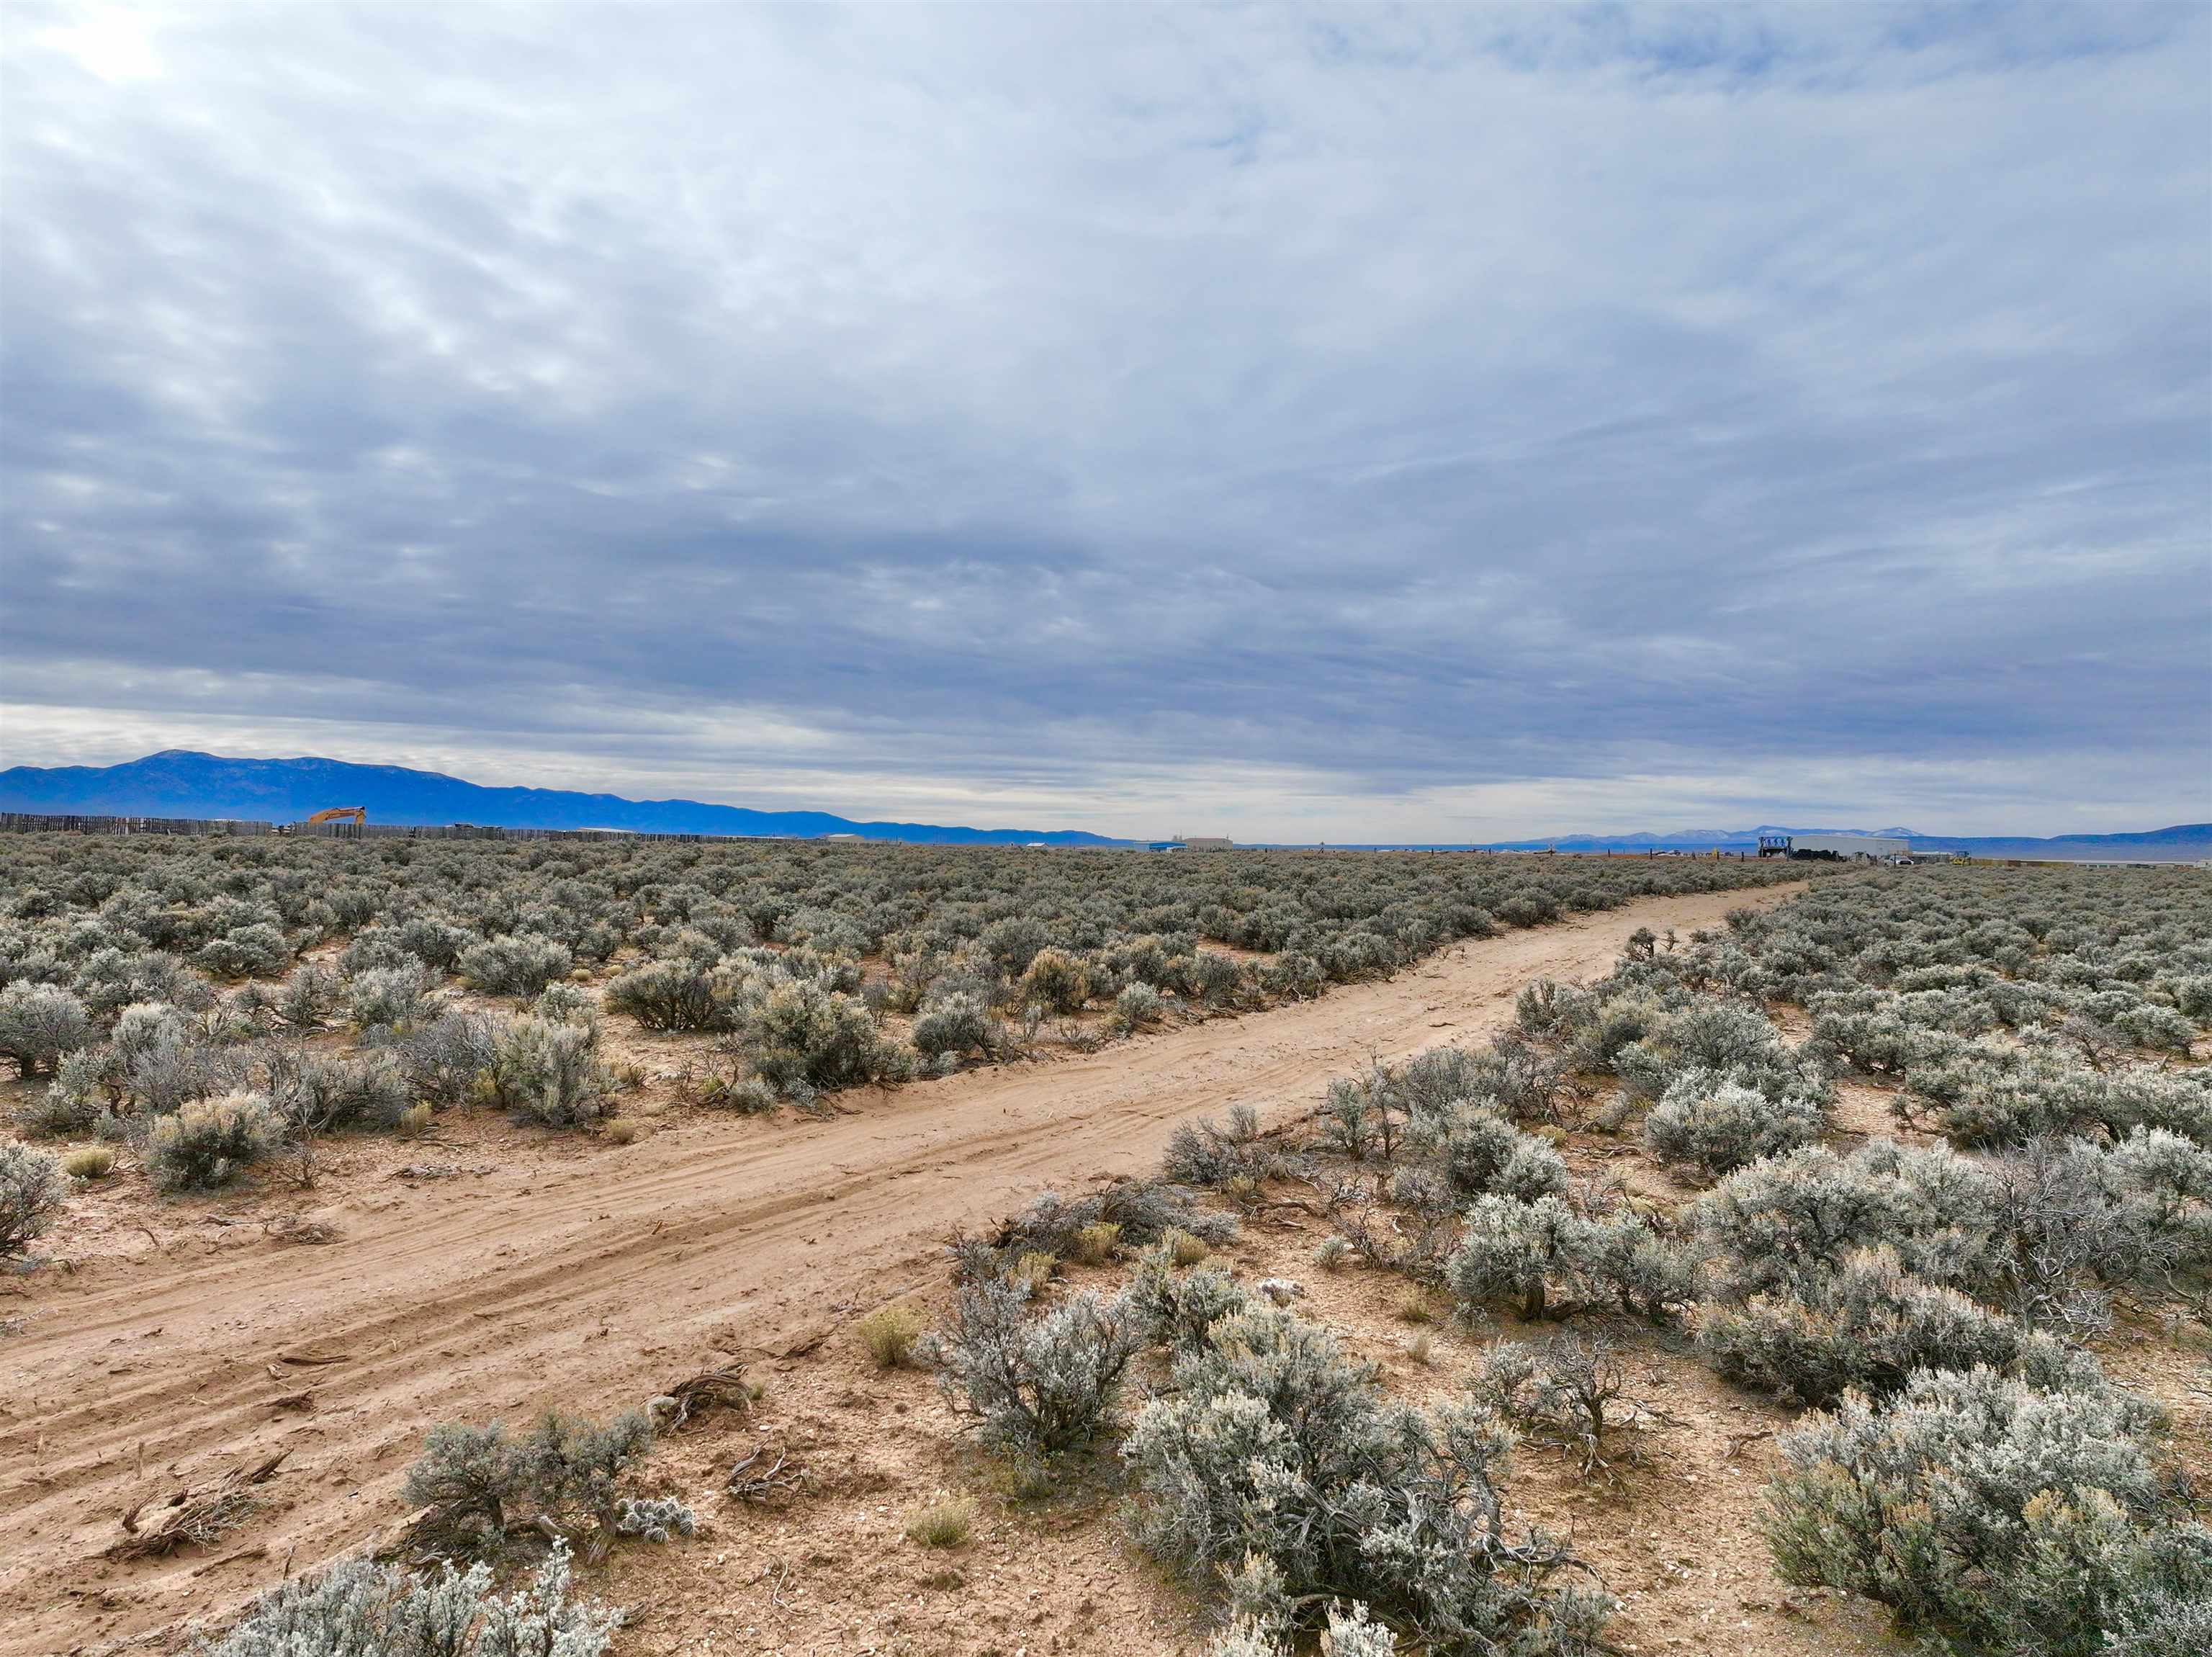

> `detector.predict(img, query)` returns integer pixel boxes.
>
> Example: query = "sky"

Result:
[3,2,2208,842]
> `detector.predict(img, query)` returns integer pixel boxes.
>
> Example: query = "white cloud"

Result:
[2,2,2206,835]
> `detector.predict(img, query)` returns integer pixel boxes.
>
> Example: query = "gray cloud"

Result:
[3,2,2207,838]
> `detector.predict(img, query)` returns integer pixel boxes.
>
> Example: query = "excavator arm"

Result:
[302,807,367,825]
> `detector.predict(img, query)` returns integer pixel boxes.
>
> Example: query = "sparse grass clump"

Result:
[63,1145,115,1180]
[1162,1226,1210,1267]
[1070,1221,1122,1265]
[904,1494,975,1548]
[856,1302,927,1370]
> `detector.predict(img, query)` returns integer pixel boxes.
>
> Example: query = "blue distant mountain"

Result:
[4,753,2203,860]
[1474,823,2212,861]
[0,751,1129,846]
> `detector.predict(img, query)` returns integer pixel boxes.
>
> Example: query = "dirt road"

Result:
[1,883,1795,1653]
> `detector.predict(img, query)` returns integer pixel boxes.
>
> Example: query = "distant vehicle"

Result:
[1758,832,1910,861]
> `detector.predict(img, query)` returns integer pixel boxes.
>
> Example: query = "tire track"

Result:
[0,882,1797,1654]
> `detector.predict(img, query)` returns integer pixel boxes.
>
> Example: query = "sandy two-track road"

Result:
[1,881,1798,1655]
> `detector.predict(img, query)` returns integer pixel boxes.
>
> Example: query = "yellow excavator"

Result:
[302,807,367,825]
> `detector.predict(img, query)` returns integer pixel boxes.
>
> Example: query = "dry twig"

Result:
[110,1452,287,1559]
[657,1362,757,1432]
[724,1444,804,1502]
[263,1216,343,1246]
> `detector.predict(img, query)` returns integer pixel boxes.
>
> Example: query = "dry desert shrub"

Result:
[192,1539,613,1657]
[0,981,94,1077]
[457,933,572,1000]
[145,1091,282,1192]
[983,1178,1238,1269]
[400,1409,653,1556]
[929,1274,1141,1460]
[856,1301,926,1369]
[1123,1299,1609,1651]
[0,1142,67,1257]
[1763,1367,2203,1657]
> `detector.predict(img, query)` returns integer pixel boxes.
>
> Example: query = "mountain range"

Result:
[0,752,1125,846]
[1473,825,2212,861]
[1,753,2204,860]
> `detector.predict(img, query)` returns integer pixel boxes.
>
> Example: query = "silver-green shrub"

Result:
[603,958,722,1032]
[911,992,997,1059]
[1763,1366,2192,1655]
[349,962,432,1032]
[146,1091,283,1191]
[1697,1246,2046,1407]
[193,1538,614,1657]
[930,1275,1140,1458]
[0,1142,66,1258]
[488,1016,609,1128]
[266,1047,414,1134]
[276,963,343,1029]
[394,1010,501,1108]
[1124,1301,1610,1651]
[0,981,93,1077]
[458,933,572,999]
[401,1410,653,1552]
[1644,1067,1826,1175]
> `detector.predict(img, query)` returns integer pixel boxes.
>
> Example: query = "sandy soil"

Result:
[0,885,1804,1656]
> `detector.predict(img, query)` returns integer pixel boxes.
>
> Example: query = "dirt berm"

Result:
[0,881,1798,1653]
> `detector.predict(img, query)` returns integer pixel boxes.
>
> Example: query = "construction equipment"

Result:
[302,807,367,826]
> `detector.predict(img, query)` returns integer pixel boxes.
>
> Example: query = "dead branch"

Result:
[655,1362,757,1432]
[724,1444,804,1502]
[262,1216,343,1246]
[109,1452,287,1560]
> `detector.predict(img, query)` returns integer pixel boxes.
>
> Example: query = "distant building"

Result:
[1170,835,1233,851]
[1758,832,1909,861]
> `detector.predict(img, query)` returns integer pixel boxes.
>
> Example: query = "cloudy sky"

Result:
[4,3,2207,840]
